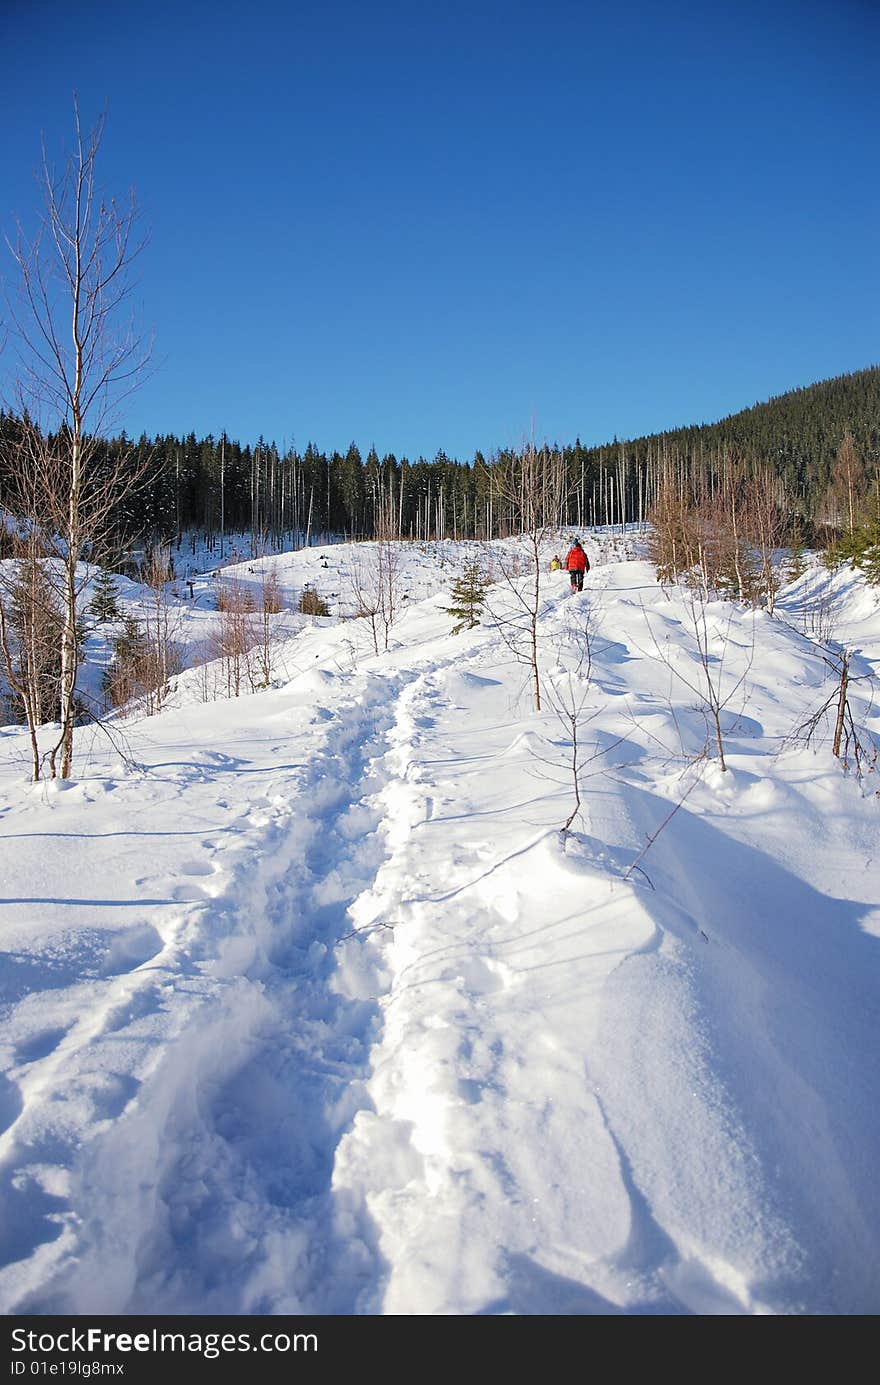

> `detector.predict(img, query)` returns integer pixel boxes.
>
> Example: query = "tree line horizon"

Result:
[2,363,879,562]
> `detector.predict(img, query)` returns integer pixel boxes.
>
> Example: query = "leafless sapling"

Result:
[639,591,755,772]
[140,549,184,714]
[3,100,152,776]
[348,521,403,656]
[785,641,876,780]
[488,441,567,711]
[527,598,630,835]
[208,577,258,698]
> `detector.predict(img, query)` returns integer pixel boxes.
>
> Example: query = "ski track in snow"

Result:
[1,536,879,1315]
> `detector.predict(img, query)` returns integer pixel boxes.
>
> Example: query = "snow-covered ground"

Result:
[0,535,878,1315]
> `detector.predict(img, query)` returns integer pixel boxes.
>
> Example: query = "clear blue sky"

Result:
[1,0,878,459]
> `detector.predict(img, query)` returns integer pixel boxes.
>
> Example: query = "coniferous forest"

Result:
[1,364,879,564]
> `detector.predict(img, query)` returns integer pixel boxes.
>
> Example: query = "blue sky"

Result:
[1,0,878,459]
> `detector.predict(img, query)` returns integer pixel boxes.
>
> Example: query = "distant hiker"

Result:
[549,554,562,572]
[564,538,589,592]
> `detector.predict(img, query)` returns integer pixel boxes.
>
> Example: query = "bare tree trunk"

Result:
[7,101,151,779]
[832,650,849,760]
[55,180,87,780]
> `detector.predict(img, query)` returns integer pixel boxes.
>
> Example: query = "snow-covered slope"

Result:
[0,538,878,1315]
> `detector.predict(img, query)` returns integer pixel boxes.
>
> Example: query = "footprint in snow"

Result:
[99,984,165,1036]
[99,923,164,976]
[171,882,210,903]
[12,1027,70,1066]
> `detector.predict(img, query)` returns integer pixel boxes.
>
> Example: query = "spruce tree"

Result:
[89,567,121,622]
[858,524,880,586]
[444,560,490,633]
[298,583,330,616]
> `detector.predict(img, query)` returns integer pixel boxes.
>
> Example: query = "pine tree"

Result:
[298,583,329,616]
[857,523,880,586]
[444,560,490,633]
[824,517,880,585]
[89,567,121,622]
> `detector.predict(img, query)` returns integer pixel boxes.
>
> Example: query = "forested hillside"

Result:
[629,366,880,503]
[2,366,878,556]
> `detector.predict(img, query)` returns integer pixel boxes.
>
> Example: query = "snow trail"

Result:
[2,539,879,1315]
[330,558,880,1314]
[329,641,771,1312]
[1,669,417,1312]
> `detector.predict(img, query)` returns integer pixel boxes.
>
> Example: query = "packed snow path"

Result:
[1,540,878,1314]
[0,666,422,1313]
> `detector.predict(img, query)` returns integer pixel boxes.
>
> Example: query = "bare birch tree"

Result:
[251,566,283,689]
[745,466,788,614]
[3,100,151,777]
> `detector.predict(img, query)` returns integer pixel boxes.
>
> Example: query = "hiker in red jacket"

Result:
[564,538,589,592]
